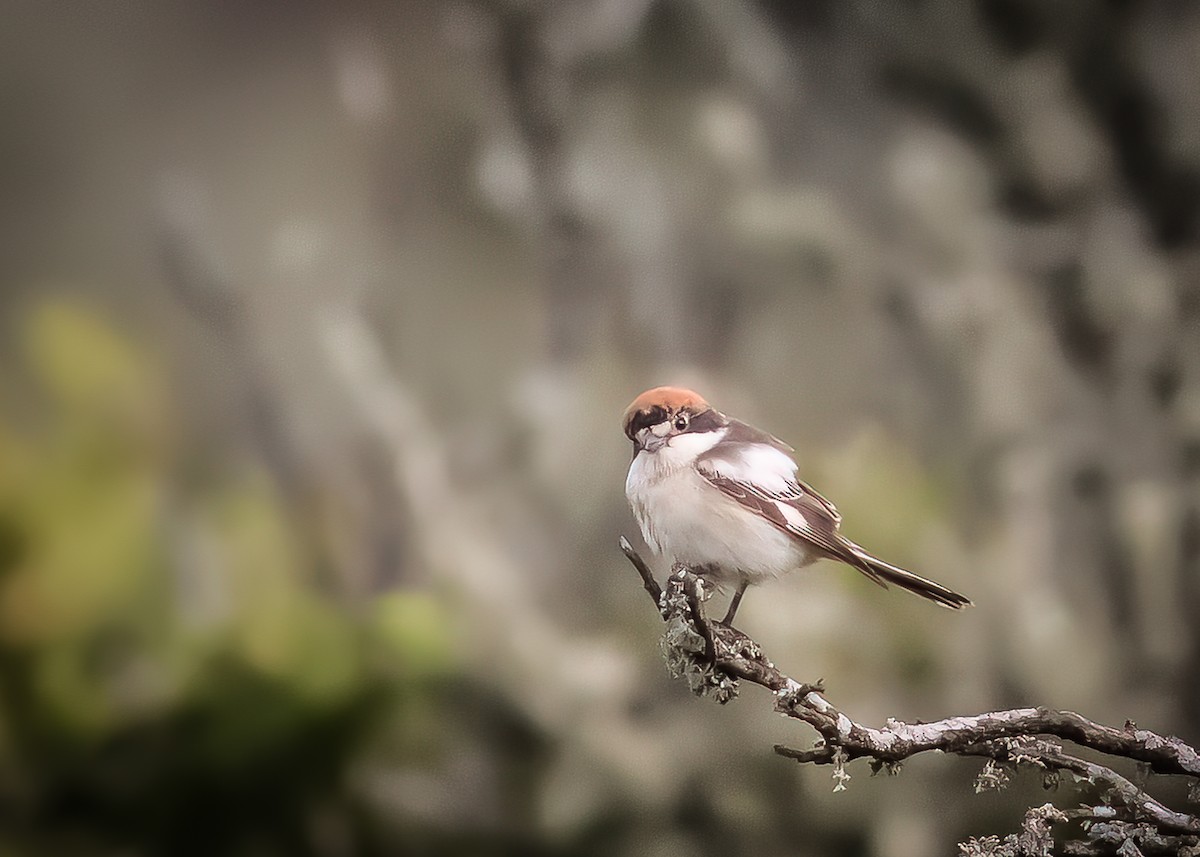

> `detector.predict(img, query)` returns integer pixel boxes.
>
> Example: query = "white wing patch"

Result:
[696,441,843,525]
[779,502,808,531]
[696,441,854,565]
[698,442,798,495]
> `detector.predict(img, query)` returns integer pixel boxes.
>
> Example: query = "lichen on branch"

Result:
[620,539,1200,855]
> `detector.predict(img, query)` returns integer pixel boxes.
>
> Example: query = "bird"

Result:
[623,386,971,625]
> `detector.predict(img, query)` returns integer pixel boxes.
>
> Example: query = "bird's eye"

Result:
[673,414,689,431]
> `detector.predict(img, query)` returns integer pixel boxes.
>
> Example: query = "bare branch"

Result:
[619,536,662,612]
[621,539,1200,854]
[955,739,1200,837]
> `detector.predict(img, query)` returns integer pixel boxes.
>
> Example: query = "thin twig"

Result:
[619,536,663,611]
[680,569,715,664]
[956,739,1200,836]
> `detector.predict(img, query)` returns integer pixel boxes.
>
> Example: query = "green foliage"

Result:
[0,300,465,855]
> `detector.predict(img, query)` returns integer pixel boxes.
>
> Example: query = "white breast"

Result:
[625,435,813,585]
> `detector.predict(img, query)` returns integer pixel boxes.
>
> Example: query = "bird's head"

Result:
[622,386,725,454]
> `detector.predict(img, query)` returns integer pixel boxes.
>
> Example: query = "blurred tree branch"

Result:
[620,538,1200,855]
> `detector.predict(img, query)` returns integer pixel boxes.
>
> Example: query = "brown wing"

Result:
[720,417,794,454]
[703,419,843,524]
[700,472,887,587]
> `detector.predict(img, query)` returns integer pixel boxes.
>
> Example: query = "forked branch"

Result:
[619,537,1200,855]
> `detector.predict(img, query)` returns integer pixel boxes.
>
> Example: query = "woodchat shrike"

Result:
[623,386,972,624]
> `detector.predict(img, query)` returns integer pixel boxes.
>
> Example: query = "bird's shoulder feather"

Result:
[696,424,853,563]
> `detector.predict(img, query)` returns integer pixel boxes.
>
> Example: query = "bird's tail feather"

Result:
[845,545,972,609]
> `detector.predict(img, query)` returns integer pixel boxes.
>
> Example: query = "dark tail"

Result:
[845,544,972,609]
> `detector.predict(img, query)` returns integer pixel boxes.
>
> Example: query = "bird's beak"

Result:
[636,427,668,453]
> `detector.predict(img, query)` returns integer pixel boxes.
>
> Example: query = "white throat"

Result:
[632,427,727,480]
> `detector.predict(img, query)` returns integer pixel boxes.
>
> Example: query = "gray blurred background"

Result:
[1,1,1199,854]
